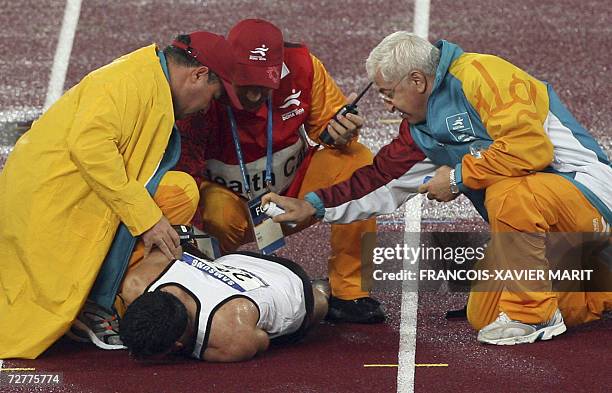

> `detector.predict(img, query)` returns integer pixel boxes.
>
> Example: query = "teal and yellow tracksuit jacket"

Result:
[306,40,612,227]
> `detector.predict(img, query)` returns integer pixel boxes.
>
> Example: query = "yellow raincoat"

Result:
[0,44,175,358]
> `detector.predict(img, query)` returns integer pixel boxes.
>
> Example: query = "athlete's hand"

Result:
[261,193,317,224]
[417,166,459,202]
[324,93,365,147]
[141,216,181,260]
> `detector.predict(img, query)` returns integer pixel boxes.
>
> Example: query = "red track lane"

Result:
[415,1,612,391]
[2,322,400,392]
[415,293,612,393]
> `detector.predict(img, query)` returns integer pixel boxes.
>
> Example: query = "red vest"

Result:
[176,44,314,198]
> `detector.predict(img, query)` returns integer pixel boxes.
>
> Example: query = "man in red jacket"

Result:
[175,19,384,323]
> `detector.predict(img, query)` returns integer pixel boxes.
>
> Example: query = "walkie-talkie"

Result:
[173,225,211,243]
[320,81,373,145]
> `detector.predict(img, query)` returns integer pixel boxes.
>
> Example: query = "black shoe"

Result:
[326,296,386,324]
[445,305,467,320]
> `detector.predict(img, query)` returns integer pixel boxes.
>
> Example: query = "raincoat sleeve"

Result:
[66,77,162,236]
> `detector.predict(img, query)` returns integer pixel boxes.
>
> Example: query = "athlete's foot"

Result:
[70,301,126,350]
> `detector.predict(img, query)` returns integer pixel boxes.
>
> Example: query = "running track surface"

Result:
[1,1,610,392]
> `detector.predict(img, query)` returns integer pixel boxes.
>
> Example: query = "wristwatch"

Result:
[449,169,460,194]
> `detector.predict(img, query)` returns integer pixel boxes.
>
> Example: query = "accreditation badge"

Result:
[247,194,285,255]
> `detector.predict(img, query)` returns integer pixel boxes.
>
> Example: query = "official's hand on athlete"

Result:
[142,215,181,260]
[417,166,459,202]
[261,193,317,224]
[324,92,365,147]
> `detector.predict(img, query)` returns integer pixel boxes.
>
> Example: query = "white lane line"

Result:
[398,3,431,390]
[397,195,424,393]
[364,364,448,368]
[43,0,83,111]
[413,0,431,39]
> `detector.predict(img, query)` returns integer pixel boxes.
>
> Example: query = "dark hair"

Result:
[164,34,220,84]
[207,71,219,84]
[119,290,188,358]
[163,34,202,68]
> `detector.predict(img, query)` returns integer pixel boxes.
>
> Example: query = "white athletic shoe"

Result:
[477,309,567,345]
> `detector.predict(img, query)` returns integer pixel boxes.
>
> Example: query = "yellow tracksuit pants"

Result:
[198,142,376,300]
[467,172,612,330]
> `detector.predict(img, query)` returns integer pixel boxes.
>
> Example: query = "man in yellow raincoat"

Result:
[0,31,242,359]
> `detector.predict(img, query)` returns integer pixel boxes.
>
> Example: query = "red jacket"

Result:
[176,43,348,198]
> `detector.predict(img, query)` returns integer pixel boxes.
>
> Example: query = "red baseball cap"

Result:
[227,19,284,89]
[172,31,243,109]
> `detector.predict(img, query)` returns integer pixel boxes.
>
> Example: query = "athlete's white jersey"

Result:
[146,252,307,359]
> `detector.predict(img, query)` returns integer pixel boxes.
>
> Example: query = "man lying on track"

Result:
[117,241,329,362]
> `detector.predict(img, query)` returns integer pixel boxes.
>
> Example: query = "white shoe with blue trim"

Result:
[477,309,566,345]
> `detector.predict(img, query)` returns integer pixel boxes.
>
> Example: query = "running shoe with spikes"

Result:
[67,301,126,350]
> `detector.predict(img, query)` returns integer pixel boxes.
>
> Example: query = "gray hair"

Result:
[366,31,440,83]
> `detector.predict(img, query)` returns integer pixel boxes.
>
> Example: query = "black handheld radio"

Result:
[319,81,373,145]
[172,225,211,243]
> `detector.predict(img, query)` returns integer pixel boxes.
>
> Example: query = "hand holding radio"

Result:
[319,81,373,146]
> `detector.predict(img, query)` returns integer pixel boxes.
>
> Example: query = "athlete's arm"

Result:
[203,298,270,362]
[203,327,269,362]
[119,248,181,306]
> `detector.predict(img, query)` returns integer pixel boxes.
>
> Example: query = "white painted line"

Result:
[43,0,83,111]
[365,363,448,368]
[398,3,431,390]
[0,359,3,370]
[413,0,431,40]
[397,195,423,393]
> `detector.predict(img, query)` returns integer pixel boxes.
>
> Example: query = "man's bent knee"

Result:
[199,181,251,250]
[155,171,200,223]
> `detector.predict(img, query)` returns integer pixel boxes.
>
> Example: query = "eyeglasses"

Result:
[378,73,409,103]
